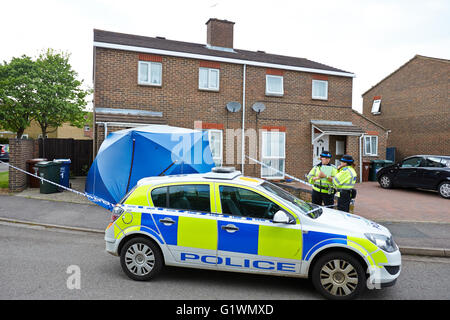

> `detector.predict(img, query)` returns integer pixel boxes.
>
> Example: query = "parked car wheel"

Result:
[311,251,366,300]
[120,237,163,281]
[438,182,450,199]
[379,174,393,189]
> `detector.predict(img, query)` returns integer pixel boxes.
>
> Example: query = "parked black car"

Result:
[0,144,9,161]
[376,155,450,199]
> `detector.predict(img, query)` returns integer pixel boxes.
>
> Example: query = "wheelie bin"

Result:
[369,160,393,181]
[26,158,47,188]
[35,161,62,194]
[54,159,71,190]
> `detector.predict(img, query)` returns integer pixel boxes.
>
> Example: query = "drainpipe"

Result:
[96,122,108,142]
[241,64,246,174]
[359,134,364,183]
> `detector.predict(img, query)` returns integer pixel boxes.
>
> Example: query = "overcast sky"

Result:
[1,0,449,113]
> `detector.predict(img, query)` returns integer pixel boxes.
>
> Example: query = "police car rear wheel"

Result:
[311,251,366,300]
[120,237,163,281]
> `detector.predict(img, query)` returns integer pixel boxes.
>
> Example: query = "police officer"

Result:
[331,155,358,212]
[307,151,337,206]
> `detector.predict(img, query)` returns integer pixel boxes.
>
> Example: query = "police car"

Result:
[105,167,401,300]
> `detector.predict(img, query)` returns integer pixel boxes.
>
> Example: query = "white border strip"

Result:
[94,41,355,78]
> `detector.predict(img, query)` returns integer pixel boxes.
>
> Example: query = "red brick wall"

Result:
[8,139,39,192]
[94,47,357,179]
[362,56,450,160]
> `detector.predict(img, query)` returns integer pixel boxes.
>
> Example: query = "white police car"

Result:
[105,167,401,300]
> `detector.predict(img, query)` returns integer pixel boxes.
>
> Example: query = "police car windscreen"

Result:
[261,182,314,215]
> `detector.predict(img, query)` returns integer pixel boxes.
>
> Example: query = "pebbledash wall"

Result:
[8,139,39,192]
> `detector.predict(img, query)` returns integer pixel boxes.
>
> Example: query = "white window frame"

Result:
[261,131,286,179]
[199,67,220,91]
[364,135,378,156]
[265,75,284,96]
[205,129,223,167]
[312,79,328,100]
[371,99,381,114]
[138,61,162,86]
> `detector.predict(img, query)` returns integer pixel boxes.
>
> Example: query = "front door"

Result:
[313,135,329,164]
[215,184,302,275]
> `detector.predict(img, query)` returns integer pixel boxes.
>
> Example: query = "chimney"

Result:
[206,18,235,49]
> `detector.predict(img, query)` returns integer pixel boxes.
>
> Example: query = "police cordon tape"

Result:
[246,156,312,187]
[246,156,350,211]
[2,157,334,212]
[0,159,114,210]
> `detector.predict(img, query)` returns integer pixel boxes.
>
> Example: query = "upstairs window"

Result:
[312,80,328,100]
[138,61,162,86]
[371,97,382,114]
[199,67,220,91]
[265,75,284,96]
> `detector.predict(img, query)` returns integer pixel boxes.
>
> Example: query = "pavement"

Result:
[0,161,8,172]
[0,176,449,257]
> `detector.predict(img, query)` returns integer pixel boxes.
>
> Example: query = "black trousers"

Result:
[311,190,334,206]
[337,190,352,212]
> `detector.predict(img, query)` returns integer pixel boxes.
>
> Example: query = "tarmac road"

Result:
[0,222,449,300]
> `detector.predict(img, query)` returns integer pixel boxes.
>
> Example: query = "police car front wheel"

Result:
[120,237,163,281]
[311,251,366,300]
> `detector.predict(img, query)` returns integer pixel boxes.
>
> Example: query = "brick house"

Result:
[362,55,450,161]
[93,18,388,182]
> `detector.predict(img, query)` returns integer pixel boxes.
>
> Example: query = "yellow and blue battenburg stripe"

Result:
[115,205,387,268]
[302,231,347,260]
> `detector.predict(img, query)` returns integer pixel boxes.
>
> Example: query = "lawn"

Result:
[0,171,8,189]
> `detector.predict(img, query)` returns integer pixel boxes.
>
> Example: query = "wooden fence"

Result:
[38,138,93,176]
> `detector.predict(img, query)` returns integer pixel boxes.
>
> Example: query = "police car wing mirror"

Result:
[273,210,294,224]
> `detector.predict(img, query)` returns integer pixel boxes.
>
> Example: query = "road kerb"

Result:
[0,217,104,234]
[399,246,450,258]
[1,217,449,258]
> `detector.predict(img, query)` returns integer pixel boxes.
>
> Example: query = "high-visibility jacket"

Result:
[307,164,338,193]
[332,166,357,190]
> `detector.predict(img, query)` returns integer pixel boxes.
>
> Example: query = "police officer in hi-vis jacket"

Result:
[307,151,338,206]
[329,155,358,212]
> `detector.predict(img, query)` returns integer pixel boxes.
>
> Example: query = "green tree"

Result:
[0,55,38,138]
[33,49,90,138]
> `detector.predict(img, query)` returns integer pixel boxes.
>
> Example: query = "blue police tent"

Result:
[85,125,215,209]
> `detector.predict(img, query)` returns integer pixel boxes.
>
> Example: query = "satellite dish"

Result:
[252,102,266,113]
[226,102,241,113]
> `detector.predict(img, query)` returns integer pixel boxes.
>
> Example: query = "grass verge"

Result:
[0,171,8,189]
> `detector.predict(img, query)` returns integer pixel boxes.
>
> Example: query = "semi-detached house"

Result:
[93,18,388,182]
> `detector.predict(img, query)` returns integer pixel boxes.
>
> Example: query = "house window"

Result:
[261,131,285,179]
[265,75,284,96]
[138,61,162,86]
[199,67,220,91]
[371,98,381,114]
[364,136,378,156]
[312,80,328,100]
[205,129,223,167]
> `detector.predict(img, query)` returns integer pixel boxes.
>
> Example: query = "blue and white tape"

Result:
[0,160,114,210]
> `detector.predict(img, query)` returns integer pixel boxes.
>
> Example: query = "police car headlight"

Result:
[365,233,398,253]
[111,206,124,222]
